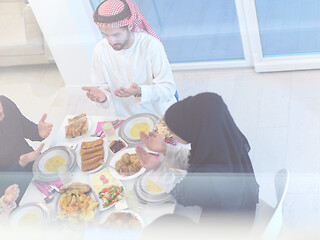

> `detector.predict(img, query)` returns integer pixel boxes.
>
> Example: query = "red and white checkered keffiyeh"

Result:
[93,0,159,40]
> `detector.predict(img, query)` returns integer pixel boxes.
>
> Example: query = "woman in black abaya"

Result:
[136,92,259,224]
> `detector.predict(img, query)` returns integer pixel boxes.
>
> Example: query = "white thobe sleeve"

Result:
[0,196,16,215]
[139,40,176,104]
[148,144,190,193]
[91,47,112,108]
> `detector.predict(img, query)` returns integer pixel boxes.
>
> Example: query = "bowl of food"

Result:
[154,118,171,138]
[108,148,146,180]
[109,137,128,154]
[56,182,99,226]
[101,210,144,230]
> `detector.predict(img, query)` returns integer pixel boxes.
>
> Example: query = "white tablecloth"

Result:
[20,115,175,227]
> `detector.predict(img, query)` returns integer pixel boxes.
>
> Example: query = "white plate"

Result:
[10,202,50,226]
[90,169,125,211]
[140,171,166,196]
[38,149,70,174]
[123,117,155,141]
[100,210,144,229]
[109,148,146,181]
[65,118,92,141]
[77,137,109,174]
[56,186,100,226]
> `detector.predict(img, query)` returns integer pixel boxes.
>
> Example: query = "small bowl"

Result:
[108,137,128,154]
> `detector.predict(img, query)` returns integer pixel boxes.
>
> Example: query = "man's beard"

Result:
[111,31,131,51]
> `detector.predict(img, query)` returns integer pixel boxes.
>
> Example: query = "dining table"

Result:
[19,114,176,231]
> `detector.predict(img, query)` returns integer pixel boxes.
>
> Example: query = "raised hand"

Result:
[139,131,167,154]
[136,145,162,171]
[114,83,141,98]
[3,184,19,204]
[19,143,45,168]
[38,113,53,139]
[82,86,107,103]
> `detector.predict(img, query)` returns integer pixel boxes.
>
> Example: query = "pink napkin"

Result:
[32,179,63,197]
[95,120,125,138]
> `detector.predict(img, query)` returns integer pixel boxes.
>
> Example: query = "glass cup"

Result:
[56,164,72,186]
[102,122,117,141]
[124,190,140,213]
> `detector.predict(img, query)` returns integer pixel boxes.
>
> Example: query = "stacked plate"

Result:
[9,202,51,226]
[119,113,159,144]
[33,146,76,181]
[134,171,173,204]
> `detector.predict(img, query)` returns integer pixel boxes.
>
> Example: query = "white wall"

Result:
[28,0,103,87]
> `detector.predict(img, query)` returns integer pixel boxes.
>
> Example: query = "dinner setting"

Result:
[0,0,289,239]
[1,87,262,240]
[2,111,183,237]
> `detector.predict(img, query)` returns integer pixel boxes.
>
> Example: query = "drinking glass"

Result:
[56,164,72,186]
[102,122,117,141]
[124,190,140,213]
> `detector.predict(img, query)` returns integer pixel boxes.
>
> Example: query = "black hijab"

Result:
[165,92,254,174]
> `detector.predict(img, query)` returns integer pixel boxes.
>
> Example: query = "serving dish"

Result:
[55,182,99,226]
[100,210,144,229]
[134,171,173,205]
[9,202,51,226]
[119,113,159,144]
[33,146,76,181]
[65,116,92,141]
[76,137,109,174]
[90,169,125,211]
[108,148,146,181]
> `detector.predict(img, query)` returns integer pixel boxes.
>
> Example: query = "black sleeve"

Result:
[2,96,43,141]
[170,173,222,209]
[20,113,43,141]
[171,173,255,211]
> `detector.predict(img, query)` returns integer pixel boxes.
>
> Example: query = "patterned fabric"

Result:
[164,136,177,146]
[93,0,159,40]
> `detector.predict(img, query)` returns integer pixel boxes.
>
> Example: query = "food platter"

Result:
[119,113,159,144]
[65,116,92,141]
[55,182,100,226]
[100,210,144,229]
[134,171,173,205]
[108,148,146,181]
[90,169,125,211]
[33,146,76,181]
[9,202,51,226]
[154,117,172,138]
[76,137,109,174]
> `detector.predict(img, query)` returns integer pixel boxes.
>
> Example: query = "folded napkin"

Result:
[95,120,125,138]
[32,179,63,197]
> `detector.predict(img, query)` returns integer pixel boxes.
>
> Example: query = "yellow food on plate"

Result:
[44,155,66,172]
[18,213,40,226]
[130,122,150,138]
[146,179,164,193]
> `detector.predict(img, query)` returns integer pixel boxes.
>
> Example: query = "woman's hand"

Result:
[136,145,162,171]
[139,131,167,154]
[3,184,19,204]
[38,114,53,139]
[19,143,45,168]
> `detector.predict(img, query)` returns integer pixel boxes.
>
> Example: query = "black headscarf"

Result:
[165,92,254,174]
